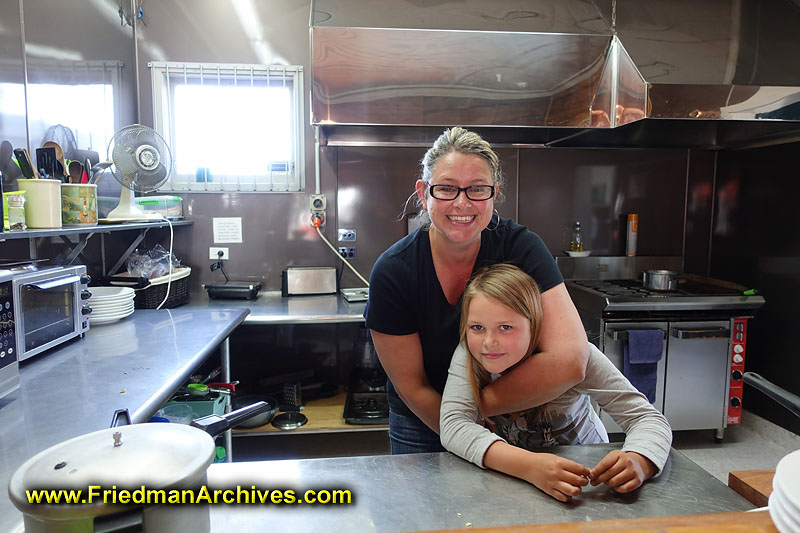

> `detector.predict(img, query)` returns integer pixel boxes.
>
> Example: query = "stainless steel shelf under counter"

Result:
[207,445,754,532]
[0,307,249,533]
[186,290,366,324]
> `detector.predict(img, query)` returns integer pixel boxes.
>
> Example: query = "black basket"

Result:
[104,268,191,309]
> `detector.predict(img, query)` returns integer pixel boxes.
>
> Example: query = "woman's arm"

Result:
[480,283,589,416]
[371,330,443,432]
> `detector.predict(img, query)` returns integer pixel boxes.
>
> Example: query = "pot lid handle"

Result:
[110,408,132,427]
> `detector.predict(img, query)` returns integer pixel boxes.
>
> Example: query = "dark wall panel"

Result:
[714,141,800,434]
[517,148,688,257]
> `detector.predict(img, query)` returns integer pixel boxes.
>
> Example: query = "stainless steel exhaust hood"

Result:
[310,0,800,149]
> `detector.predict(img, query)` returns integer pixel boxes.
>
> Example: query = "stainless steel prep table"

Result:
[0,308,249,533]
[186,290,366,324]
[207,445,754,532]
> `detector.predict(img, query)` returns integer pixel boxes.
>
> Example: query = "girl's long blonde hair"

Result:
[459,264,543,421]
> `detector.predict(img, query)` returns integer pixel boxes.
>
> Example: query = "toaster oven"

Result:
[13,265,92,362]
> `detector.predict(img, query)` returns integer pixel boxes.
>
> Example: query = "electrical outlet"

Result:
[338,229,356,242]
[310,194,326,228]
[310,194,326,210]
[338,247,356,259]
[209,247,229,260]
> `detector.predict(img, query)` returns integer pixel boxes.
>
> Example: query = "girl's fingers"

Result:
[612,476,644,493]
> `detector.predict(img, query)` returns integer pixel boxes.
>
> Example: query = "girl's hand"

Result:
[589,450,656,493]
[522,453,591,502]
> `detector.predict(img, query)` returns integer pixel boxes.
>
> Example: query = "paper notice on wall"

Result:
[213,217,243,243]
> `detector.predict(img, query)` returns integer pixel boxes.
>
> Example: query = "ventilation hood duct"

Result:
[310,0,800,149]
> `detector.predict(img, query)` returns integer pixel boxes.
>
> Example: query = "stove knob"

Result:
[733,344,744,354]
[733,353,744,364]
[735,333,744,341]
[731,370,743,381]
[80,274,92,285]
[730,397,741,409]
[81,306,92,315]
[81,290,92,300]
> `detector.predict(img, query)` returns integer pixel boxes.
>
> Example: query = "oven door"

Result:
[601,321,668,433]
[15,273,82,361]
[663,320,731,431]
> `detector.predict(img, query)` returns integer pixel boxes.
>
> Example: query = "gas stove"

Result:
[566,278,766,316]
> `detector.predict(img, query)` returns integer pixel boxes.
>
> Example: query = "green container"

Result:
[166,394,226,419]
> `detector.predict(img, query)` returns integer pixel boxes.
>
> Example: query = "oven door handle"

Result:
[27,275,81,290]
[609,330,666,342]
[671,327,730,340]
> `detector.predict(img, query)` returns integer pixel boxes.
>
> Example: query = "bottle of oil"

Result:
[570,221,583,252]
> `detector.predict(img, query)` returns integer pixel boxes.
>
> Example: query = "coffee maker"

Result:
[343,327,389,424]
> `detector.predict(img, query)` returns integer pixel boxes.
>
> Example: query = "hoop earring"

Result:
[486,209,500,231]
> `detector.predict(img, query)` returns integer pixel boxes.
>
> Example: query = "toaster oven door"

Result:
[16,274,81,360]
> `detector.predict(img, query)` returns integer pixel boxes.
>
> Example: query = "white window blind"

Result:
[150,61,304,192]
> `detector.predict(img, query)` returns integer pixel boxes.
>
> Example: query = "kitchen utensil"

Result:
[89,161,112,184]
[35,147,59,182]
[68,160,83,184]
[42,141,66,180]
[643,269,681,291]
[17,178,62,229]
[83,158,91,183]
[231,394,279,428]
[13,148,36,178]
[9,402,270,533]
[271,382,308,429]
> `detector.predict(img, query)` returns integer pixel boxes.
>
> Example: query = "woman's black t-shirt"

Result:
[364,217,563,418]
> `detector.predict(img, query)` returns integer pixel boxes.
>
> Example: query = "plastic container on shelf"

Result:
[166,394,226,419]
[134,195,183,218]
[7,194,26,231]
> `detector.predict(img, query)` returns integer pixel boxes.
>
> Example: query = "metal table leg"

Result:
[221,337,232,462]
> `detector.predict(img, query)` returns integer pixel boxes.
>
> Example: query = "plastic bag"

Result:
[126,244,181,279]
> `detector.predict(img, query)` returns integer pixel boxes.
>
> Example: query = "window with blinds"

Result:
[149,61,304,192]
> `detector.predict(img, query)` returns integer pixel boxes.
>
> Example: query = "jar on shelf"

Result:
[7,193,26,231]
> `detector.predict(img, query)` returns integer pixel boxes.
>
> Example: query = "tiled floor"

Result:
[672,409,800,483]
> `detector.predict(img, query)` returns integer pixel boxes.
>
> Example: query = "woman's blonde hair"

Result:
[459,263,543,421]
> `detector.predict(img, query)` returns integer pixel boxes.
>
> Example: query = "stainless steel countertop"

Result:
[185,290,366,324]
[207,445,754,531]
[0,308,249,533]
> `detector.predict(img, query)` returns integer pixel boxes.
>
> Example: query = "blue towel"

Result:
[623,329,664,404]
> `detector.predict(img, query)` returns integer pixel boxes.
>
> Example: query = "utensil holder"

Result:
[18,179,61,229]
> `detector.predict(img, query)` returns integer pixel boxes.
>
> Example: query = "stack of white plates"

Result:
[770,449,800,532]
[88,286,136,326]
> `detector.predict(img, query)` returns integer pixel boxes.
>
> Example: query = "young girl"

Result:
[440,264,672,502]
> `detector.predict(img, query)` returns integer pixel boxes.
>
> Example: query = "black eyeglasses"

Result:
[428,184,495,201]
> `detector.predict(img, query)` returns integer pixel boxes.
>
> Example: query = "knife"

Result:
[13,148,37,178]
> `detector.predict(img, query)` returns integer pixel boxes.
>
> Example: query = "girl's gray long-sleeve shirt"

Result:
[440,342,672,473]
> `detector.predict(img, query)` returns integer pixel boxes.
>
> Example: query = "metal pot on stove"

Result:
[8,402,271,533]
[642,270,682,291]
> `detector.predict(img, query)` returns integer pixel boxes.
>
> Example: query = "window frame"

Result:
[149,61,305,192]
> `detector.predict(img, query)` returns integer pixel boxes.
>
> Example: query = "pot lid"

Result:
[9,424,215,516]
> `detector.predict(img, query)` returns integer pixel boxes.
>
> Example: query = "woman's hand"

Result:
[520,453,591,502]
[589,450,656,493]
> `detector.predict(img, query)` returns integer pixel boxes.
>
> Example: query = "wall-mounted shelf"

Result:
[0,220,193,276]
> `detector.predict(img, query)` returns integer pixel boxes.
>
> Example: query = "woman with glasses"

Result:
[365,127,589,454]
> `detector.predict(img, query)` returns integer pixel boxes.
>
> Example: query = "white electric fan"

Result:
[104,124,173,221]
